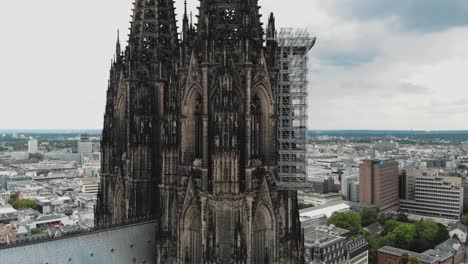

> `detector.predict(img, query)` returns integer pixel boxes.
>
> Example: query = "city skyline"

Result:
[1,0,468,130]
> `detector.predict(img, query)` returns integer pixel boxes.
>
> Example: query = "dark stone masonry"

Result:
[96,0,304,262]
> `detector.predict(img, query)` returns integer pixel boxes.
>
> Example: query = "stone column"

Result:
[245,62,253,167]
[201,64,209,192]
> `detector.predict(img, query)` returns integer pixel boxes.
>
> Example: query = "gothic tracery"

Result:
[96,0,304,263]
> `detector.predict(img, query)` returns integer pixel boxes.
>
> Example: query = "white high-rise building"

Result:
[28,138,39,153]
[77,134,93,163]
[400,175,463,220]
[341,169,359,202]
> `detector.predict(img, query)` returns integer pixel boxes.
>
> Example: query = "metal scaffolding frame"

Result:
[275,28,316,189]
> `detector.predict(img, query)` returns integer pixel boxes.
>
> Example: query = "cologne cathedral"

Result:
[96,0,304,262]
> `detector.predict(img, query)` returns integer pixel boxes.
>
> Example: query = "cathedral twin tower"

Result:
[96,0,304,262]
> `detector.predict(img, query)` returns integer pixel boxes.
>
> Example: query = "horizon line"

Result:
[1,128,468,133]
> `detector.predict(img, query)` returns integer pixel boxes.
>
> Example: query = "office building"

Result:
[342,172,360,202]
[424,160,448,169]
[77,134,93,163]
[308,177,337,194]
[79,177,99,194]
[28,138,38,154]
[400,175,463,220]
[298,191,342,206]
[359,159,399,211]
[77,134,93,155]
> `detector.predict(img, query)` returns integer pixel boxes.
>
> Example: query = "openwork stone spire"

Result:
[129,0,178,78]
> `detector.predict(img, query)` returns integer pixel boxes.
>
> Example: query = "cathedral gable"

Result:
[184,51,202,99]
[180,175,201,219]
[253,50,273,93]
[253,175,275,222]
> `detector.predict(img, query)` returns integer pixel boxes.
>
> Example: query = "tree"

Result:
[328,212,363,233]
[361,208,379,227]
[461,214,468,226]
[408,256,420,264]
[365,232,379,264]
[434,223,449,245]
[29,153,44,160]
[383,220,401,235]
[463,202,468,214]
[411,220,448,252]
[386,225,416,250]
[8,198,37,210]
[415,220,438,242]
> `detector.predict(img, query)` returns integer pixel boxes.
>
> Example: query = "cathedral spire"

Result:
[195,0,264,63]
[267,13,275,40]
[129,0,178,71]
[115,29,121,61]
[182,0,189,41]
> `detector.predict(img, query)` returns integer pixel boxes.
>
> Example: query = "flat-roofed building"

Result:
[298,192,342,207]
[378,246,453,264]
[302,218,369,264]
[359,159,399,211]
[0,206,18,224]
[79,177,99,194]
[303,220,349,264]
[400,175,463,220]
[299,200,350,222]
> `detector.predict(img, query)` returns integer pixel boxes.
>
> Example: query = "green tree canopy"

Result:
[415,220,438,241]
[383,220,401,235]
[361,208,379,227]
[395,225,416,249]
[383,219,449,253]
[461,214,468,226]
[434,223,449,245]
[8,198,37,210]
[328,212,363,233]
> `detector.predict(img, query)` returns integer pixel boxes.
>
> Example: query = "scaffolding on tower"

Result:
[273,28,316,190]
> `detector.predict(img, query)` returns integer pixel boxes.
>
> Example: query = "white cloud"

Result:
[0,0,466,130]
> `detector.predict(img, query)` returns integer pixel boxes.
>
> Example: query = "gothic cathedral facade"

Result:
[96,0,304,263]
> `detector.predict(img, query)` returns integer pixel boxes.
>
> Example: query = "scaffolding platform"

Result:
[275,28,316,190]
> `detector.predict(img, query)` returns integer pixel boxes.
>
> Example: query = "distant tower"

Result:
[77,134,93,164]
[96,0,308,263]
[28,138,39,154]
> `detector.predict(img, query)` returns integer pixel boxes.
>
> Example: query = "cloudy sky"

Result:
[0,0,467,130]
